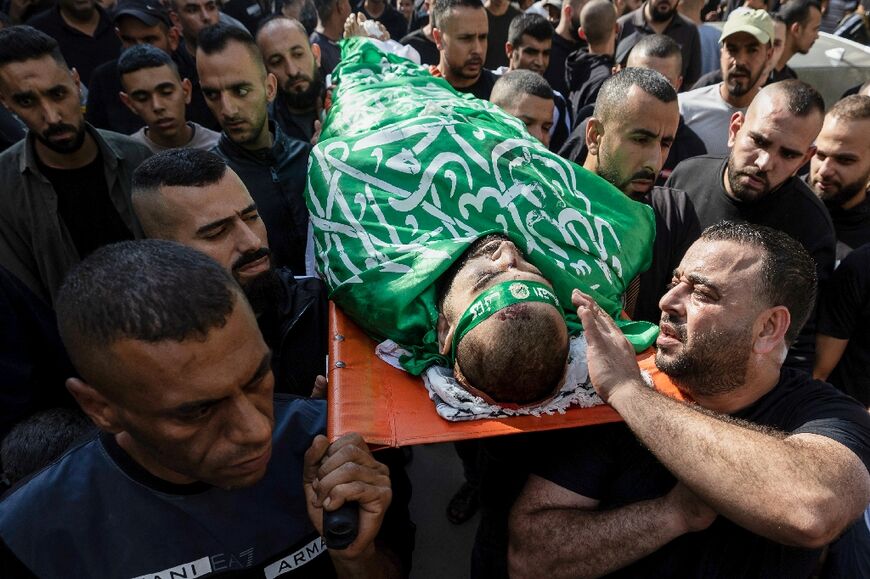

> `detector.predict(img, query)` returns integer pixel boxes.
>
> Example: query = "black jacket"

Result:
[258,269,328,397]
[564,50,614,128]
[214,122,311,274]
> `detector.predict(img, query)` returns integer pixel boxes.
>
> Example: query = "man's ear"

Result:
[168,26,181,53]
[265,72,278,103]
[181,77,193,104]
[437,311,455,356]
[311,42,322,67]
[66,378,123,433]
[119,90,137,114]
[752,305,791,355]
[585,117,603,156]
[505,40,513,60]
[432,26,444,50]
[795,145,817,176]
[726,110,744,149]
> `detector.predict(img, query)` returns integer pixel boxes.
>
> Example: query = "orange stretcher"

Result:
[327,302,684,448]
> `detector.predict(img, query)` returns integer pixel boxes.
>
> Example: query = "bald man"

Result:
[666,79,833,372]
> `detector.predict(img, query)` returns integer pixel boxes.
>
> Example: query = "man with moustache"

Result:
[770,0,821,82]
[582,67,700,324]
[509,222,870,579]
[198,23,312,275]
[0,26,151,303]
[131,150,416,573]
[431,0,497,100]
[257,15,324,144]
[131,149,326,397]
[679,8,774,156]
[808,95,870,260]
[667,80,833,371]
[615,0,701,88]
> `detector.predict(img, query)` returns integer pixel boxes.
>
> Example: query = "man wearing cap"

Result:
[678,8,774,156]
[86,0,218,135]
[27,0,122,86]
[615,0,701,88]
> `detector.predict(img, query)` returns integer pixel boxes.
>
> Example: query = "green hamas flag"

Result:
[306,37,658,374]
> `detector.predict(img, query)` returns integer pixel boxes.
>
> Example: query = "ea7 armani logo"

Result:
[130,548,256,579]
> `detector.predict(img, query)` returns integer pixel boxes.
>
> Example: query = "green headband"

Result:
[450,280,562,364]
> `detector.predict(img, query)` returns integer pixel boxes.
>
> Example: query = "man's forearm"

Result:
[509,497,687,579]
[608,379,869,547]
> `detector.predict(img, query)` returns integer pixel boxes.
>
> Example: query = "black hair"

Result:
[133,148,228,192]
[118,44,180,80]
[629,33,682,64]
[431,0,484,29]
[198,22,262,63]
[777,0,821,27]
[0,25,67,68]
[701,222,816,345]
[56,240,241,361]
[768,78,825,118]
[491,69,554,106]
[1,409,94,487]
[507,13,552,46]
[0,11,12,28]
[593,66,677,123]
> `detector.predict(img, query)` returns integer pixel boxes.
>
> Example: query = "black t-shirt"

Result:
[36,149,134,259]
[355,0,410,44]
[826,197,870,261]
[533,367,870,578]
[400,28,440,65]
[818,243,870,406]
[27,5,121,87]
[484,5,521,70]
[666,155,836,371]
[634,186,702,324]
[456,68,498,101]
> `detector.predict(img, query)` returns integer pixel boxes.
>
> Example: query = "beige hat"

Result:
[720,8,775,45]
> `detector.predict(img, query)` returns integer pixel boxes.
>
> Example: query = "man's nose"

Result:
[492,241,520,269]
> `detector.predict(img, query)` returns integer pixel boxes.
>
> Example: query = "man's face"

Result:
[647,0,678,23]
[0,55,87,154]
[153,170,272,287]
[588,85,678,199]
[507,34,552,74]
[499,93,554,147]
[435,6,488,82]
[720,32,772,100]
[59,0,97,19]
[116,16,178,52]
[198,41,276,150]
[175,0,220,41]
[771,20,786,65]
[656,239,763,396]
[810,114,870,207]
[725,90,822,202]
[257,21,323,110]
[793,6,821,54]
[443,236,550,324]
[121,64,191,142]
[397,0,415,20]
[105,298,275,489]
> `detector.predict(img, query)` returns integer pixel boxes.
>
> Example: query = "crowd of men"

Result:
[0,0,869,574]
